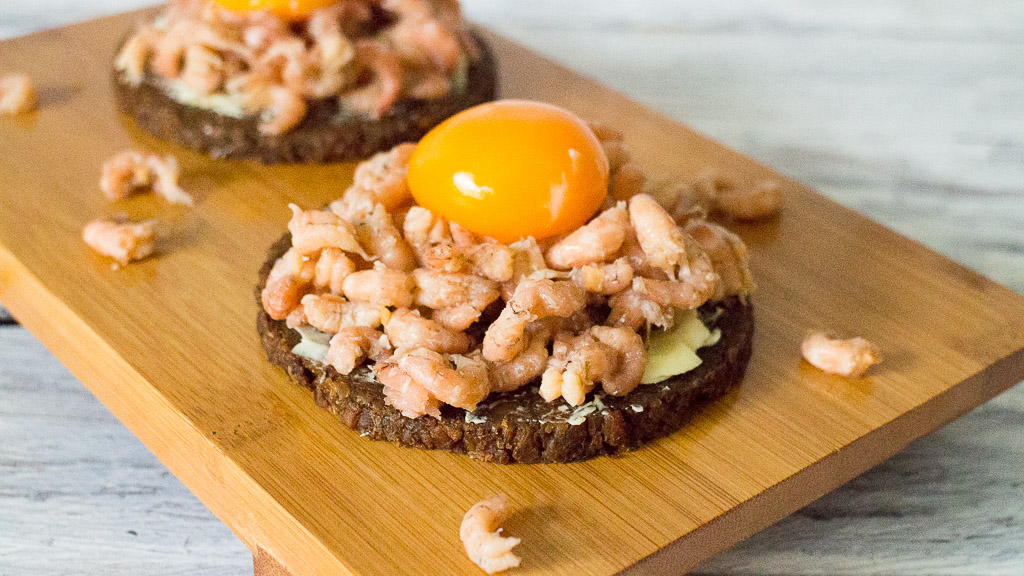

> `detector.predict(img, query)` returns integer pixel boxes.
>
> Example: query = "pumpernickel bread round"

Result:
[112,32,497,164]
[256,234,754,463]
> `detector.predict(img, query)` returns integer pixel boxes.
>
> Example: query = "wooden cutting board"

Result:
[2,10,1024,576]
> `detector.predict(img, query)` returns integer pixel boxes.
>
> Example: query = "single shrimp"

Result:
[589,326,646,396]
[606,289,674,332]
[353,203,418,271]
[350,143,417,211]
[82,216,157,265]
[545,203,630,270]
[801,331,882,378]
[396,348,490,410]
[715,180,784,221]
[257,37,310,94]
[341,263,416,308]
[684,220,756,299]
[413,268,500,312]
[313,247,356,295]
[467,242,515,283]
[570,257,634,295]
[325,326,391,375]
[431,305,481,332]
[340,40,403,119]
[263,275,304,320]
[632,273,717,311]
[301,293,388,333]
[482,279,586,362]
[539,332,615,406]
[460,493,522,575]
[487,327,551,392]
[304,6,355,98]
[627,193,692,277]
[287,203,365,257]
[378,363,441,419]
[114,27,159,86]
[387,14,463,74]
[99,151,194,206]
[180,44,224,95]
[260,85,307,135]
[385,308,471,354]
[610,162,646,201]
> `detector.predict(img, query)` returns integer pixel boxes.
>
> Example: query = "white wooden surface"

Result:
[1,1,1023,574]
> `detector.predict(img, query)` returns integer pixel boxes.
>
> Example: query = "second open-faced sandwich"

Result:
[113,0,496,163]
[257,100,762,463]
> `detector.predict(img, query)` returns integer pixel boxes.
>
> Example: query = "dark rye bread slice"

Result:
[256,234,754,464]
[112,32,497,164]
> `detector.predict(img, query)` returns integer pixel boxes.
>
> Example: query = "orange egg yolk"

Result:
[407,100,610,244]
[213,0,339,21]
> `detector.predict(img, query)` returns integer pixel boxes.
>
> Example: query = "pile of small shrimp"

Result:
[115,0,480,134]
[262,124,771,417]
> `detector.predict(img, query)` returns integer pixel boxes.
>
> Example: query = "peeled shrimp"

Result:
[82,216,157,265]
[301,293,387,333]
[684,220,756,298]
[114,27,158,85]
[260,85,307,135]
[482,279,586,362]
[487,327,550,392]
[340,40,403,119]
[287,204,365,257]
[385,308,471,354]
[397,347,490,410]
[342,264,416,308]
[180,44,224,95]
[261,247,317,320]
[801,331,882,378]
[387,14,462,74]
[541,331,618,406]
[606,289,674,332]
[467,242,515,283]
[285,304,307,328]
[632,273,717,311]
[350,143,417,211]
[325,327,390,375]
[100,151,194,206]
[689,169,783,221]
[313,247,356,295]
[589,326,646,396]
[431,305,482,332]
[413,269,500,313]
[303,7,355,98]
[353,203,418,271]
[627,193,692,276]
[571,257,634,295]
[378,363,441,419]
[545,204,630,270]
[460,494,522,574]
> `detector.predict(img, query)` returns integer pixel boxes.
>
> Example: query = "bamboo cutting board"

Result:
[2,10,1024,576]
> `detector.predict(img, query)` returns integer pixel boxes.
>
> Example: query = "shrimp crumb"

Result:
[0,74,36,115]
[801,331,882,378]
[460,494,522,574]
[82,215,157,264]
[100,150,194,206]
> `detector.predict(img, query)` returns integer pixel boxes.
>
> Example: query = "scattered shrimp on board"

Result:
[801,331,882,378]
[82,215,158,265]
[460,494,522,574]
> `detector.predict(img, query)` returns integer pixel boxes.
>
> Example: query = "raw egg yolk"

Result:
[213,0,339,21]
[407,100,610,244]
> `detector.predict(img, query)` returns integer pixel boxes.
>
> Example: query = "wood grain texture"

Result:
[1,2,1023,575]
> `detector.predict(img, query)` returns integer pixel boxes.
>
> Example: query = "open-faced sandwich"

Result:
[113,0,496,163]
[257,100,762,463]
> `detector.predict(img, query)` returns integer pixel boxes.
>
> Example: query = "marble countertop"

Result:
[1,1,1022,574]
